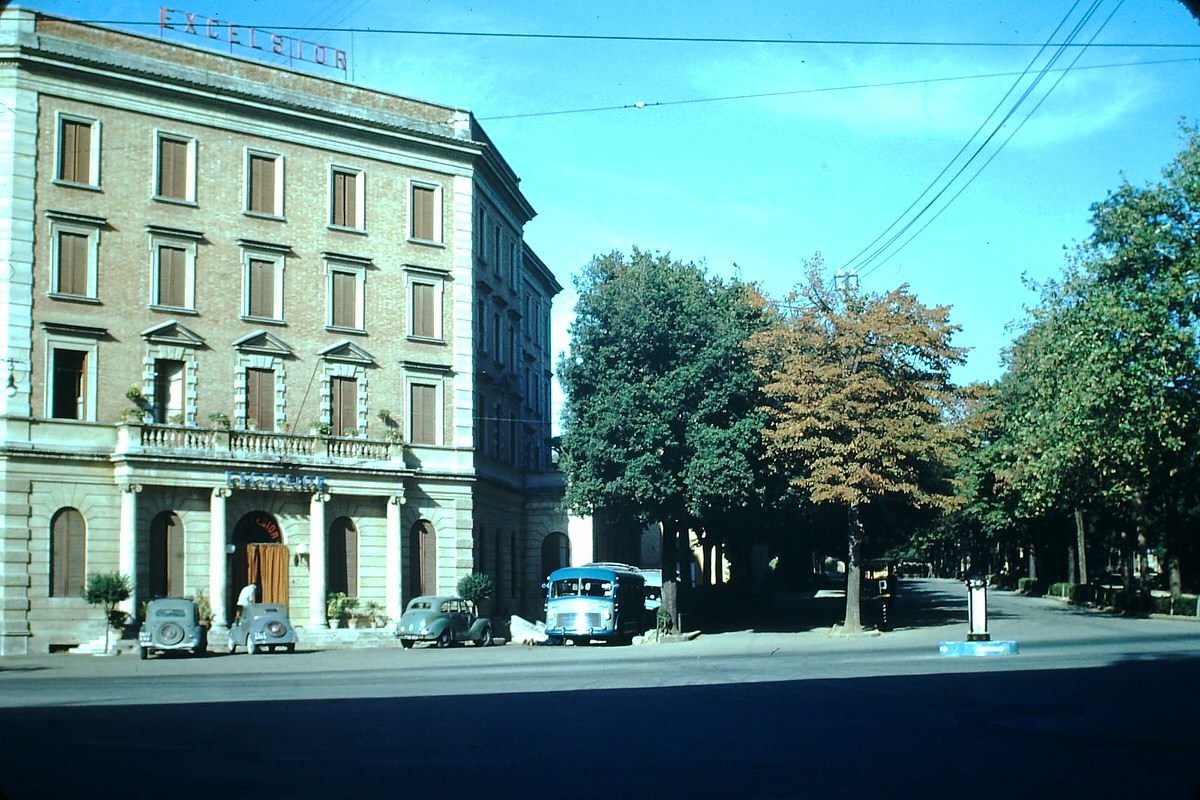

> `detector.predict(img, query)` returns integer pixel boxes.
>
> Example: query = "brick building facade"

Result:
[0,6,569,654]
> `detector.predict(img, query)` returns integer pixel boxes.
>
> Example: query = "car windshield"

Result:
[409,600,432,610]
[154,608,186,618]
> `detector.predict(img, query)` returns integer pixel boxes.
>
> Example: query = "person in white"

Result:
[236,583,256,620]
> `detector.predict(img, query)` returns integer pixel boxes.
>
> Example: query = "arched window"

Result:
[541,532,570,579]
[410,520,436,598]
[327,517,358,597]
[149,511,184,597]
[50,507,85,597]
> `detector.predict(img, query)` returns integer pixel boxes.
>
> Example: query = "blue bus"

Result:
[544,564,645,645]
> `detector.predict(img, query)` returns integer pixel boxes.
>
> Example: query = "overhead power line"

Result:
[478,56,1196,120]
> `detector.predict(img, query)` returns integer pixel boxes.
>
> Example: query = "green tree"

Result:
[82,572,131,654]
[749,260,967,631]
[457,572,495,610]
[558,248,769,628]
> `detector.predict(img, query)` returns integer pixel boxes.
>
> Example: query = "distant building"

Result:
[0,6,566,654]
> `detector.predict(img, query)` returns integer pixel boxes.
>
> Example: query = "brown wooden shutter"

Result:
[52,509,85,597]
[60,120,90,183]
[410,383,436,444]
[248,259,274,317]
[412,282,435,338]
[332,171,355,227]
[331,376,357,434]
[331,271,356,328]
[246,368,275,431]
[249,155,275,213]
[158,245,186,307]
[412,184,436,241]
[159,138,187,199]
[57,231,87,295]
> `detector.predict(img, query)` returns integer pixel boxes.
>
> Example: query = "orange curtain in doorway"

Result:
[247,543,290,605]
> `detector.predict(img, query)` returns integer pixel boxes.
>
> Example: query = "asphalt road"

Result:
[3,579,1199,799]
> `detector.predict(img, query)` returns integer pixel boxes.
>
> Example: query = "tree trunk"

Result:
[843,502,863,633]
[1027,543,1038,583]
[660,519,680,633]
[1134,494,1150,590]
[1169,554,1182,596]
[1067,543,1077,585]
[1074,509,1088,585]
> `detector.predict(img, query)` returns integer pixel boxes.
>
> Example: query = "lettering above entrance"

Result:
[226,470,327,491]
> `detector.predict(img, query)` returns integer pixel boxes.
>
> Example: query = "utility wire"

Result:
[842,0,1119,279]
[478,56,1197,120]
[858,0,1127,280]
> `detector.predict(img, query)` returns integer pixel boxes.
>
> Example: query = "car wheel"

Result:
[139,646,149,660]
[247,637,257,655]
[400,639,414,649]
[285,643,295,653]
[192,643,205,657]
[228,637,237,655]
[476,626,492,646]
[436,629,452,648]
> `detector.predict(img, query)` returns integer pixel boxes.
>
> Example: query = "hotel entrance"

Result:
[228,511,290,619]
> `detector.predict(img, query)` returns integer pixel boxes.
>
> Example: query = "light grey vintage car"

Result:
[228,602,297,654]
[394,596,492,648]
[138,597,207,659]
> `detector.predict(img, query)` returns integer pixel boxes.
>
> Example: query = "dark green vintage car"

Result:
[394,596,492,649]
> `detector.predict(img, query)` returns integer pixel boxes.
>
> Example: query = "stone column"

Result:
[309,491,330,628]
[209,487,231,629]
[386,493,405,621]
[119,483,142,618]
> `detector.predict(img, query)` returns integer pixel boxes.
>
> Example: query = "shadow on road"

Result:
[3,653,1198,800]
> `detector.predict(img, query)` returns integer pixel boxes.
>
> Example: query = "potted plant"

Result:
[325,591,358,627]
[208,412,230,429]
[310,421,332,436]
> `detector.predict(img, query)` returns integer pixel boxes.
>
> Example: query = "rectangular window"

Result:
[246,151,282,216]
[153,359,185,423]
[246,257,279,319]
[156,245,186,308]
[156,134,195,202]
[330,167,363,229]
[331,376,357,435]
[410,182,441,243]
[410,382,438,445]
[58,116,98,186]
[245,368,275,431]
[410,280,438,339]
[55,231,88,296]
[51,349,87,420]
[329,270,361,330]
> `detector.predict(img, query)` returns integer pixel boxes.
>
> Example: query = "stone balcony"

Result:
[118,422,404,467]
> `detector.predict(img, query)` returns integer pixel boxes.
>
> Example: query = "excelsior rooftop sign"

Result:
[158,6,348,73]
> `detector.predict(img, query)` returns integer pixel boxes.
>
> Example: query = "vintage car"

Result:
[394,596,492,648]
[228,602,297,654]
[138,597,207,659]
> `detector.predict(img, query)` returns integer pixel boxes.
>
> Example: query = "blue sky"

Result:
[26,1,1200,399]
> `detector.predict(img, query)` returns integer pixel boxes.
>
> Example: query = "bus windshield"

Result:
[550,578,613,598]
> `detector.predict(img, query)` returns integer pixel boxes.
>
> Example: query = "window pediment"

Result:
[141,320,205,348]
[233,330,293,357]
[318,340,375,365]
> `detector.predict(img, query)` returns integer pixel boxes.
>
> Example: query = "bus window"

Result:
[580,580,612,597]
[550,578,579,598]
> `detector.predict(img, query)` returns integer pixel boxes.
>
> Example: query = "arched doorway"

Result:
[541,532,570,579]
[149,511,184,598]
[409,520,436,601]
[228,511,289,619]
[327,517,358,597]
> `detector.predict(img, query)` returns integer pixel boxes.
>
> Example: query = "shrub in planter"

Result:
[83,572,131,653]
[326,591,359,626]
[1017,578,1043,596]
